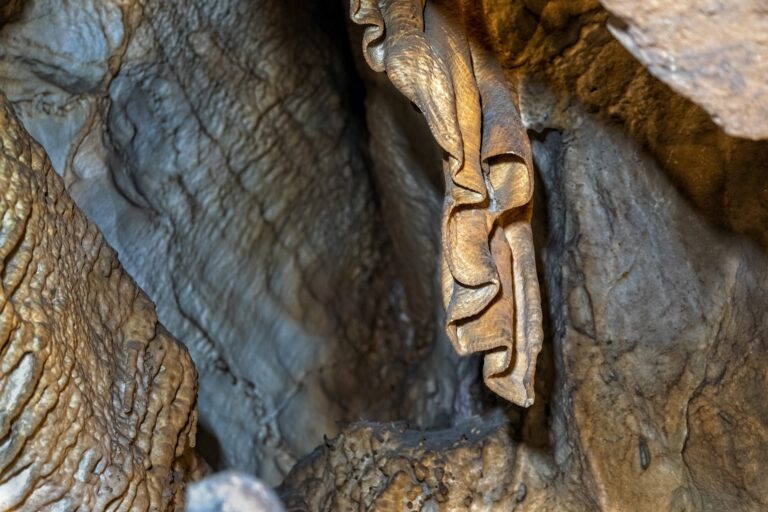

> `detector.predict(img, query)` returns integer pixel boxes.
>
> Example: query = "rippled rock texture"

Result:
[0,0,463,486]
[281,1,768,510]
[2,0,768,510]
[0,97,198,510]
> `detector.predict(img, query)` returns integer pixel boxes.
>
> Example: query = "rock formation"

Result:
[0,0,461,484]
[350,0,544,407]
[0,96,199,510]
[281,1,768,510]
[279,412,523,511]
[1,0,768,510]
[598,0,768,140]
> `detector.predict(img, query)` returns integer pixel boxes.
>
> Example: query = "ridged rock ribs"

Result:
[0,97,198,511]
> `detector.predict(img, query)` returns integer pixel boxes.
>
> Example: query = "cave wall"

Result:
[0,0,460,485]
[1,0,768,509]
[597,0,768,140]
[0,95,200,511]
[280,1,768,510]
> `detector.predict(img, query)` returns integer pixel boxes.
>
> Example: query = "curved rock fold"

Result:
[351,0,543,406]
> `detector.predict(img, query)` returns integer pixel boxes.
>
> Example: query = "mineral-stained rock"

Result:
[0,0,460,484]
[4,0,768,509]
[525,103,768,510]
[598,0,768,140]
[350,0,544,407]
[281,2,768,510]
[510,2,768,507]
[0,96,198,510]
[278,412,539,511]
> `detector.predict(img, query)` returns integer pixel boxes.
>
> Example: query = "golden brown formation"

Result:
[279,413,522,510]
[0,97,198,511]
[350,0,543,406]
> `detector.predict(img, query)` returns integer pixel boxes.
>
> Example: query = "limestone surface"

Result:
[2,1,768,510]
[0,95,199,511]
[598,0,768,139]
[279,413,528,511]
[282,2,768,510]
[0,0,459,484]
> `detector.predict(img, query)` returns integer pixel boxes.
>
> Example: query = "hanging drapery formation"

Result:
[350,0,543,406]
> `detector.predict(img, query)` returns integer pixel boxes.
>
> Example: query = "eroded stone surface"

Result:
[279,413,543,511]
[527,104,768,511]
[598,0,768,140]
[282,2,768,510]
[0,0,461,484]
[3,0,768,509]
[0,96,198,510]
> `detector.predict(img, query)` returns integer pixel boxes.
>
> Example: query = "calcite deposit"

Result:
[351,0,543,406]
[279,413,525,511]
[0,96,199,510]
[1,0,767,510]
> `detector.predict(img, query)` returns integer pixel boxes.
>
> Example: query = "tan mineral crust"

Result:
[351,0,544,407]
[279,413,530,511]
[0,96,200,511]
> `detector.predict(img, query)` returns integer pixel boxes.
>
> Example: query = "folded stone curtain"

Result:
[350,0,543,405]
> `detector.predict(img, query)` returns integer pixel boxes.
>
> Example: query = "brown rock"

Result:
[598,0,768,140]
[0,95,199,510]
[283,2,768,510]
[278,413,531,511]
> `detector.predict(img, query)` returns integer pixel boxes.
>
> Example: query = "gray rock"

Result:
[187,472,285,512]
[0,0,458,484]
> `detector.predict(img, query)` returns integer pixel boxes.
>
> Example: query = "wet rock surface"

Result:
[0,0,459,485]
